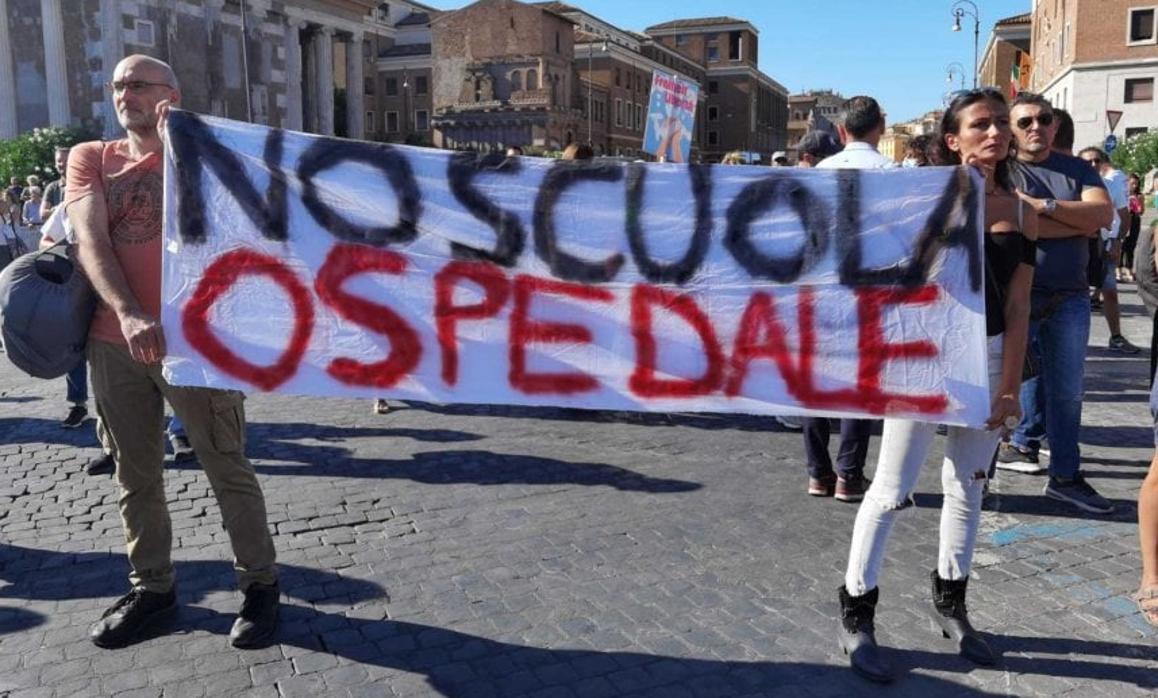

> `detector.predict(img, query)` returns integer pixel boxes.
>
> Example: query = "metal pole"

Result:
[973,17,979,89]
[240,0,253,121]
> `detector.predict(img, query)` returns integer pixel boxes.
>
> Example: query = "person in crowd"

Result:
[21,187,43,228]
[720,151,745,165]
[1051,108,1075,155]
[1124,173,1144,282]
[561,142,594,161]
[1078,147,1140,353]
[167,415,194,463]
[1136,218,1158,385]
[795,130,842,168]
[801,96,892,503]
[69,54,279,650]
[902,135,931,167]
[40,147,70,222]
[36,149,91,429]
[772,151,789,166]
[1139,375,1158,628]
[996,92,1114,513]
[2,176,21,225]
[836,88,1037,683]
[505,145,524,157]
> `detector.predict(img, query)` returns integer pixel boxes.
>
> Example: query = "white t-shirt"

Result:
[814,141,898,169]
[1101,169,1128,240]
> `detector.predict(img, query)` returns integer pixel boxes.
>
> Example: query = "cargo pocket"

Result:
[209,390,246,454]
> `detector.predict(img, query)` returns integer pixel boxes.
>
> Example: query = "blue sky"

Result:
[420,0,1032,123]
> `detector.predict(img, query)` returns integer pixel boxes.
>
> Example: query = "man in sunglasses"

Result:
[66,55,280,649]
[998,92,1115,514]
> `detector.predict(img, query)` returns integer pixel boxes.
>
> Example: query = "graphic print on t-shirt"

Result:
[108,170,162,245]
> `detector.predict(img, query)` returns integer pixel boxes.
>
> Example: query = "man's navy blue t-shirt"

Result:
[1012,152,1106,293]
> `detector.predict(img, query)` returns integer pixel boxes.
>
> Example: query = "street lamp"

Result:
[945,61,966,90]
[951,0,980,89]
[587,38,608,145]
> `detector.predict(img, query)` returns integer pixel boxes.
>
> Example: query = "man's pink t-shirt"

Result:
[65,140,164,345]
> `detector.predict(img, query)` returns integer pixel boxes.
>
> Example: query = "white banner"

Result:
[162,112,990,426]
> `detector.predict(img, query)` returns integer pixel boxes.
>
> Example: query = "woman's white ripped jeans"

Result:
[845,334,1005,596]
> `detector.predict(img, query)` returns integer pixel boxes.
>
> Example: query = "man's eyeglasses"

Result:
[1015,113,1054,130]
[1082,157,1102,166]
[107,80,172,94]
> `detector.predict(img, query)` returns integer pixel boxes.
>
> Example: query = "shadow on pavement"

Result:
[396,401,793,433]
[1080,425,1154,449]
[1084,454,1152,467]
[5,544,1152,694]
[914,491,1138,523]
[0,606,44,634]
[173,447,703,493]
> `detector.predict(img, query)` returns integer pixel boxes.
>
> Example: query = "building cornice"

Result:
[646,22,757,37]
[576,42,702,88]
[705,65,787,96]
[1035,55,1158,94]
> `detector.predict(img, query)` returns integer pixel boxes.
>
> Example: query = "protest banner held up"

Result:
[162,111,990,426]
[642,69,699,164]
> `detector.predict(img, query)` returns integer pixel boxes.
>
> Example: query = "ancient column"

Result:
[283,17,305,130]
[315,26,334,136]
[346,30,364,139]
[40,0,71,126]
[0,0,18,138]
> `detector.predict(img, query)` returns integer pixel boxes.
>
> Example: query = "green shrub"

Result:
[0,125,99,186]
[1110,130,1158,178]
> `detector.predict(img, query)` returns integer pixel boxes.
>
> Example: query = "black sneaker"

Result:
[995,443,1047,474]
[1044,475,1114,514]
[86,453,116,476]
[230,582,280,649]
[90,587,177,648]
[835,474,871,503]
[61,404,88,429]
[1108,335,1142,354]
[169,435,195,463]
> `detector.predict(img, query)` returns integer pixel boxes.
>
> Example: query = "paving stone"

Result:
[1,280,1156,697]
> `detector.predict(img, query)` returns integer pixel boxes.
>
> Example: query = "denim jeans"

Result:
[1010,291,1090,479]
[845,335,1005,595]
[167,415,185,440]
[802,418,872,480]
[66,360,87,404]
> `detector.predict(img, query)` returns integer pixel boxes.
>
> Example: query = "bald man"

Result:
[68,54,279,650]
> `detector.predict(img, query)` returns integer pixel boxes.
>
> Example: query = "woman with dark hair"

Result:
[835,88,1037,683]
[1124,173,1145,281]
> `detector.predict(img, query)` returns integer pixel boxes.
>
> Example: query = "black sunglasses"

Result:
[1015,113,1054,129]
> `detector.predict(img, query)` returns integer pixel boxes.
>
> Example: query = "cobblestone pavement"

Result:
[2,281,1157,697]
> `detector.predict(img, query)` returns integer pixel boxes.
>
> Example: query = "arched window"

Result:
[526,69,538,90]
[511,70,522,91]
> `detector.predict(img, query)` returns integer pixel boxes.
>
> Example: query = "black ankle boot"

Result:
[837,585,892,683]
[930,570,996,665]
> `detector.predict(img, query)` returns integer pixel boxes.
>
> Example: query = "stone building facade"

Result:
[541,2,707,158]
[3,0,790,163]
[428,0,582,151]
[978,12,1031,97]
[1030,0,1158,150]
[786,89,843,163]
[0,0,432,141]
[646,16,789,163]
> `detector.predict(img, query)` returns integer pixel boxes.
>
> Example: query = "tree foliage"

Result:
[0,126,99,186]
[1111,130,1158,178]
